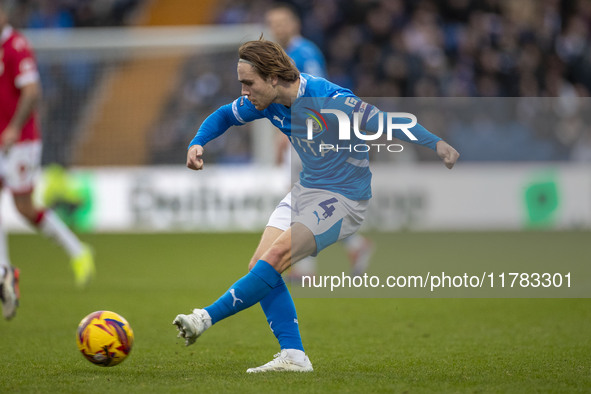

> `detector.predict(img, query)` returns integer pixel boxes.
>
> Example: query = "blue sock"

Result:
[204,260,282,324]
[260,278,304,351]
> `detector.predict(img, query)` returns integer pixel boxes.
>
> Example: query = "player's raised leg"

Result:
[173,225,315,351]
[6,142,95,288]
[175,194,290,347]
[14,194,95,288]
[173,257,284,345]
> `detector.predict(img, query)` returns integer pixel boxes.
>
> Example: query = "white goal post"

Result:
[24,25,265,55]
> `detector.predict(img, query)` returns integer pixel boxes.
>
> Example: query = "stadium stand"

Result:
[14,0,591,165]
[197,0,591,163]
[71,0,218,166]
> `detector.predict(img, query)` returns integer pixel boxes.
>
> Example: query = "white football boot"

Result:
[71,244,95,289]
[0,266,20,321]
[173,309,212,346]
[246,349,313,373]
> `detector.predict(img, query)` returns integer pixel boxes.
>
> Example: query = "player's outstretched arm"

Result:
[2,83,41,152]
[187,145,205,171]
[436,140,460,169]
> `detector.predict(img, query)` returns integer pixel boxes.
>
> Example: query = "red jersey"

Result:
[0,25,41,143]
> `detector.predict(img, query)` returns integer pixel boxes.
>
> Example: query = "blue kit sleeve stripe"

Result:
[188,103,242,148]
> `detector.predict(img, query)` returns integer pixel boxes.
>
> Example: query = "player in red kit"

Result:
[0,1,95,320]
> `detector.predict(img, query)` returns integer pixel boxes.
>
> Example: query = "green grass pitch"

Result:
[0,232,589,393]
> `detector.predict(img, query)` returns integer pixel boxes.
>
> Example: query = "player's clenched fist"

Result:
[186,145,205,170]
[436,140,460,169]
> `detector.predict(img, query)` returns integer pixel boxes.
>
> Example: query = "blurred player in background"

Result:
[0,1,95,321]
[266,3,374,279]
[174,38,459,372]
[265,3,326,79]
[42,163,93,233]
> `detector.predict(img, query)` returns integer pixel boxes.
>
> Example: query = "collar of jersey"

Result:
[297,74,307,99]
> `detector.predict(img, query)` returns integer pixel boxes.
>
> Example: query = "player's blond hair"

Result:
[238,37,300,82]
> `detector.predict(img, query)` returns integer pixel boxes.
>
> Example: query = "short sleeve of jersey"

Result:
[6,34,39,88]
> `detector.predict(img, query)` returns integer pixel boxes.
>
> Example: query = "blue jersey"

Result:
[189,73,441,201]
[286,36,326,78]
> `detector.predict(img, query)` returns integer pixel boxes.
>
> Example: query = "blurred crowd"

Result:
[8,0,591,164]
[207,0,591,162]
[217,0,591,98]
[9,0,142,29]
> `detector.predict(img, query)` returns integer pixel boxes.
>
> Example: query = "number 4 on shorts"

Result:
[318,198,338,219]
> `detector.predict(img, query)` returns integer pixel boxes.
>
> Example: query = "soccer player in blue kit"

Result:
[173,38,459,373]
[266,3,375,278]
